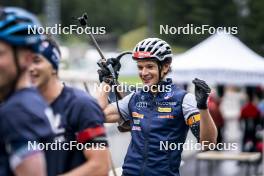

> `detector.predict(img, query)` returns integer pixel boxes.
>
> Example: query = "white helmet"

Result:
[132,38,172,62]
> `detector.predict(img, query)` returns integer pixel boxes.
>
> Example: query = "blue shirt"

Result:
[46,86,107,176]
[0,88,54,176]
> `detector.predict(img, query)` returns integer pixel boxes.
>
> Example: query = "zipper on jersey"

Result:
[140,94,156,176]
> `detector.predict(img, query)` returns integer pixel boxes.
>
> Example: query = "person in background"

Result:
[256,87,264,127]
[29,36,110,176]
[240,87,261,152]
[208,90,225,144]
[255,87,264,154]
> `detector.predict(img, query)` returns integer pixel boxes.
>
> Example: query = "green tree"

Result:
[240,0,264,55]
[154,0,239,47]
[61,0,142,34]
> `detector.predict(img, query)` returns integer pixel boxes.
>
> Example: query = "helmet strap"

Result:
[155,62,164,92]
[158,63,162,81]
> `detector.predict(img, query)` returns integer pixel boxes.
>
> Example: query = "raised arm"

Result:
[192,78,217,145]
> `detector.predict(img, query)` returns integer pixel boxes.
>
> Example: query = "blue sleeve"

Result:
[1,105,54,149]
[0,104,54,170]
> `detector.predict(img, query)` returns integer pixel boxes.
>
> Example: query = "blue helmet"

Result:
[0,7,45,50]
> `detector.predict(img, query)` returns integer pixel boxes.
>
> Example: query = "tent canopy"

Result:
[170,32,264,85]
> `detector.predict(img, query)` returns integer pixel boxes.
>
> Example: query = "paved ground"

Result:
[106,122,264,176]
[180,154,263,176]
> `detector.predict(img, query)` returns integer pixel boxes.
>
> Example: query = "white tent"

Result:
[170,32,264,85]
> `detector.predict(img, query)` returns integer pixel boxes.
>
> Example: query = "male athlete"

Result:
[97,38,217,176]
[29,37,110,176]
[0,7,55,176]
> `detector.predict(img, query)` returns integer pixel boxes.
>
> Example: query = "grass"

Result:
[119,75,141,85]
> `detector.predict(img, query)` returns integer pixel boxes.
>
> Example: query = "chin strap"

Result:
[155,61,165,89]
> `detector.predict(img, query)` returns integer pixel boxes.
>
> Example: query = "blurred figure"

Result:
[220,86,246,143]
[0,7,54,176]
[208,90,225,144]
[240,88,261,152]
[256,87,264,127]
[256,87,264,154]
[30,37,110,176]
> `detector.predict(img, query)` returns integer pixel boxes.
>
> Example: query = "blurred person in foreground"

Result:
[0,7,55,176]
[29,36,110,176]
[96,38,217,176]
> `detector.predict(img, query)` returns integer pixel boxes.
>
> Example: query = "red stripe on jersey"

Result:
[76,126,106,143]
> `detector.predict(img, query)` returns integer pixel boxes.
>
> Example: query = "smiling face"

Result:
[137,60,170,86]
[29,54,55,89]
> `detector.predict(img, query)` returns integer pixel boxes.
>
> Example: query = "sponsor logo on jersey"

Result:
[156,101,177,106]
[133,119,141,125]
[136,101,148,109]
[45,108,65,134]
[158,115,175,119]
[164,92,173,100]
[157,107,172,113]
[132,112,144,118]
[132,126,141,131]
[186,114,201,126]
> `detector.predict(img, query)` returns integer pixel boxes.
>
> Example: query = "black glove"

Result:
[106,57,121,75]
[117,119,131,132]
[192,78,211,109]
[97,66,112,84]
[97,57,121,84]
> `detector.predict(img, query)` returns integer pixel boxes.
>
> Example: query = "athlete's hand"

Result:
[97,57,121,85]
[97,63,112,84]
[192,78,211,109]
[106,57,121,74]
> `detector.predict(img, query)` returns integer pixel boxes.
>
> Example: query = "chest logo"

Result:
[132,112,144,118]
[136,101,148,110]
[132,126,141,131]
[157,107,172,113]
[45,108,65,134]
[156,102,177,106]
[164,93,173,100]
[158,115,175,119]
[133,119,141,125]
